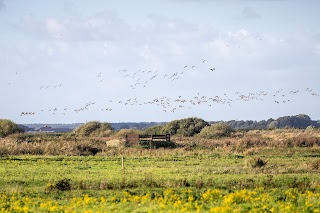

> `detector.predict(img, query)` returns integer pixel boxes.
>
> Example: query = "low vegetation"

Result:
[196,122,233,139]
[1,117,320,212]
[0,119,23,138]
[73,121,114,137]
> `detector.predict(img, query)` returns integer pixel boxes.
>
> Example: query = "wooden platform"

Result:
[125,134,171,148]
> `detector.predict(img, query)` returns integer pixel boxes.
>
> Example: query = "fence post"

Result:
[149,137,152,149]
[121,156,124,172]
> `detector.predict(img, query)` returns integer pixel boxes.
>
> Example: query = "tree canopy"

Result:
[161,117,209,137]
[74,121,114,137]
[0,119,23,138]
[222,114,318,130]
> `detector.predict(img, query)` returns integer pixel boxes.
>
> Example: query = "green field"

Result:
[1,128,320,212]
[1,145,320,212]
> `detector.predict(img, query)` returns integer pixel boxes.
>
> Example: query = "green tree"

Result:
[74,121,113,137]
[276,114,312,128]
[162,117,209,137]
[143,125,164,135]
[0,119,23,138]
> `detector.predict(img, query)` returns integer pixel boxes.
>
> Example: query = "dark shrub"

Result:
[0,119,24,138]
[77,145,101,156]
[245,157,267,168]
[55,178,71,191]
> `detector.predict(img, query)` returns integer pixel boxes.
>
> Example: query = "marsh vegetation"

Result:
[1,118,320,212]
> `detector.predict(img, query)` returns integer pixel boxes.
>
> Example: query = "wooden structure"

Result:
[125,134,171,148]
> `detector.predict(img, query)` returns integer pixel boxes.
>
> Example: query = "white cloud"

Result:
[18,10,132,42]
[15,11,319,80]
[3,7,319,123]
[14,11,320,76]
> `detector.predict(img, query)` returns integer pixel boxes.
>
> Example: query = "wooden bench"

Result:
[125,134,171,148]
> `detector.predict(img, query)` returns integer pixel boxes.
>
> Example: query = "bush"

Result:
[162,117,209,137]
[139,140,176,149]
[0,119,23,138]
[237,133,267,149]
[245,157,267,168]
[0,147,9,156]
[46,178,71,192]
[143,125,164,135]
[55,178,71,191]
[74,121,113,137]
[197,123,233,139]
[291,134,320,147]
[77,145,101,156]
[305,125,315,131]
[114,129,143,139]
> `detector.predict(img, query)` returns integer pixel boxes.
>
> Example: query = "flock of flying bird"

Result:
[1,30,317,120]
[19,80,319,117]
[8,55,318,118]
[120,58,215,90]
[40,83,63,90]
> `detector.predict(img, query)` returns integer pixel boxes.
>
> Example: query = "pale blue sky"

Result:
[0,0,319,123]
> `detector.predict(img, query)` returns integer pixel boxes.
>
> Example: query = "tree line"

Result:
[1,114,319,139]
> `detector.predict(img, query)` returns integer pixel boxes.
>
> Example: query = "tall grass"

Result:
[1,129,319,156]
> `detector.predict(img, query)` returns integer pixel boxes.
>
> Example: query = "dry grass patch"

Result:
[309,160,320,170]
[106,139,124,148]
[245,157,268,168]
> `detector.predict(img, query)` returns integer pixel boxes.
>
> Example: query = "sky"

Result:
[0,0,320,124]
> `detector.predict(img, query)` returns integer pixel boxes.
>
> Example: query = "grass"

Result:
[0,128,320,212]
[1,150,320,193]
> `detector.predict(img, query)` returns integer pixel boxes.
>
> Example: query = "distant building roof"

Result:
[37,126,72,133]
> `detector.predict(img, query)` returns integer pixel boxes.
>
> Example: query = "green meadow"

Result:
[1,122,320,212]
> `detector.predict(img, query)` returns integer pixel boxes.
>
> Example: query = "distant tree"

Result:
[226,120,237,129]
[74,121,113,137]
[0,119,23,138]
[268,121,279,129]
[276,114,312,128]
[18,124,35,132]
[267,118,274,124]
[162,117,209,137]
[256,120,267,129]
[207,115,316,130]
[119,124,130,129]
[235,120,245,129]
